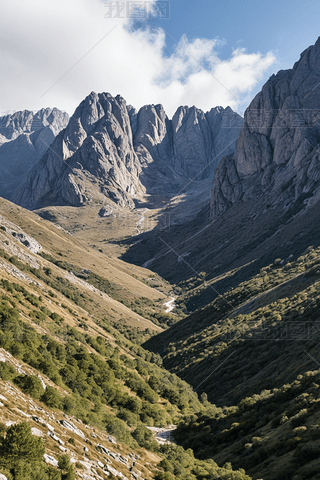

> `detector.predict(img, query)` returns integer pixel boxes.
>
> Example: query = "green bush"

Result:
[291,410,308,428]
[132,424,158,450]
[0,362,17,381]
[41,386,63,409]
[14,375,45,400]
[0,422,45,462]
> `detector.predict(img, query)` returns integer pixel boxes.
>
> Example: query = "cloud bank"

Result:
[0,0,276,117]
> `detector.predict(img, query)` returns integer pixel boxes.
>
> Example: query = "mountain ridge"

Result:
[12,93,242,215]
[0,108,69,200]
[211,35,320,218]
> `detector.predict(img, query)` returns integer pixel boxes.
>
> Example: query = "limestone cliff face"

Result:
[12,92,242,210]
[0,108,69,200]
[211,36,320,217]
[171,105,240,179]
[13,93,143,209]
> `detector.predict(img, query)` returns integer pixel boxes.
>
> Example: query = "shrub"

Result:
[0,362,17,381]
[14,375,45,400]
[291,409,308,428]
[293,426,307,435]
[0,421,45,462]
[294,444,320,463]
[132,424,158,450]
[41,386,63,409]
[154,473,175,480]
[58,455,75,480]
[310,425,320,439]
[58,454,71,471]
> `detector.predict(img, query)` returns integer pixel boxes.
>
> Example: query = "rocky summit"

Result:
[211,36,320,217]
[12,93,242,211]
[0,108,69,200]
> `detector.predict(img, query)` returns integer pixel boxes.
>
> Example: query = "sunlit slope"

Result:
[0,199,172,338]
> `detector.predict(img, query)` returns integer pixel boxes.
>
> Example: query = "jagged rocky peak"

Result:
[13,92,144,210]
[134,103,169,148]
[0,107,69,144]
[12,91,242,212]
[63,92,134,153]
[133,103,173,169]
[211,36,320,218]
[171,105,242,179]
[0,108,69,200]
[171,105,212,178]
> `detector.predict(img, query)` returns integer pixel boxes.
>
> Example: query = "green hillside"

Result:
[144,246,320,402]
[142,244,320,479]
[0,201,252,480]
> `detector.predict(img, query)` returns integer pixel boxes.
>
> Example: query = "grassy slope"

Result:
[121,196,320,292]
[143,245,320,479]
[144,245,320,403]
[0,198,168,300]
[0,203,251,480]
[175,367,320,480]
[34,201,162,260]
[7,196,320,478]
[0,378,161,480]
[0,198,177,337]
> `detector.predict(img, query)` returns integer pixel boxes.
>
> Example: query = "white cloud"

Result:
[0,0,276,118]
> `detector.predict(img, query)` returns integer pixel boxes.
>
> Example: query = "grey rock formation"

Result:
[211,36,320,218]
[13,92,242,211]
[13,93,144,209]
[0,214,42,254]
[0,108,69,199]
[99,206,113,217]
[171,105,239,179]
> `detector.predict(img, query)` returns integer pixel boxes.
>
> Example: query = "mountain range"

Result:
[118,35,320,291]
[11,95,242,217]
[2,34,320,480]
[0,108,69,200]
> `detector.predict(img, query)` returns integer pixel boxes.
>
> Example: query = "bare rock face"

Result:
[12,92,242,210]
[171,105,239,179]
[0,108,69,199]
[0,108,69,144]
[13,93,144,209]
[211,36,320,217]
[0,214,42,254]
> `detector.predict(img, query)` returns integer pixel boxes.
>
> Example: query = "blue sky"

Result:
[159,0,319,66]
[1,0,320,117]
[136,0,320,112]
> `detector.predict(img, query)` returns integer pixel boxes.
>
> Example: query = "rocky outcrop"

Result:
[211,36,320,217]
[12,93,242,210]
[0,108,69,200]
[0,214,42,254]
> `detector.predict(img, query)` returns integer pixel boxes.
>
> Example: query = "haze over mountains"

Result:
[0,108,69,200]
